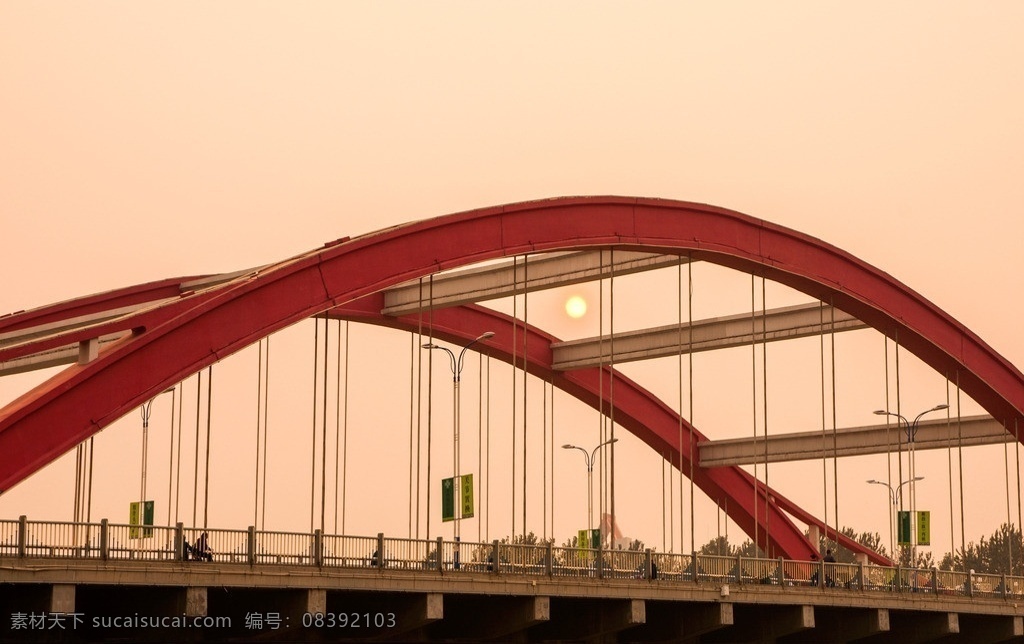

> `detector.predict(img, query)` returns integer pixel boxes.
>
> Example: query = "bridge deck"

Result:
[3,556,1022,643]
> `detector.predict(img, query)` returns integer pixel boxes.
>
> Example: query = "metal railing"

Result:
[3,516,1022,601]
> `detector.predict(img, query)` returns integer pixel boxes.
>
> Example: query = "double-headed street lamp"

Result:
[866,476,924,557]
[872,404,948,561]
[562,438,618,547]
[422,332,494,542]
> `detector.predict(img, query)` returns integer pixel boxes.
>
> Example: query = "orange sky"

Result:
[2,2,1023,558]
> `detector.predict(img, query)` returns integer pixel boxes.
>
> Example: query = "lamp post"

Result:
[873,404,948,562]
[562,438,618,546]
[866,477,924,558]
[422,332,494,544]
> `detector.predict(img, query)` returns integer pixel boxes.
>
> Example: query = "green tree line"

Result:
[439,523,1024,576]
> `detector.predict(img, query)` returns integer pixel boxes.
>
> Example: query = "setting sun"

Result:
[565,295,587,319]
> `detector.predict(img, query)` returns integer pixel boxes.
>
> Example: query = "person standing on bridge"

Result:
[824,549,836,587]
[195,531,213,562]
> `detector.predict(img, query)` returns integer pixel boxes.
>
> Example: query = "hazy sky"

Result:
[2,2,1022,559]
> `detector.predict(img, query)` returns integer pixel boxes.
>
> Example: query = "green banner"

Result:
[917,510,930,546]
[441,477,455,522]
[897,510,911,546]
[577,528,601,550]
[578,529,590,550]
[460,473,474,519]
[129,501,154,539]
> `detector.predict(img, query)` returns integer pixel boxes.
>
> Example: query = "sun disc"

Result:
[565,295,587,319]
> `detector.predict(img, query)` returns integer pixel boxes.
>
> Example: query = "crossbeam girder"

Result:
[382,250,685,316]
[0,333,128,376]
[552,303,864,370]
[699,415,1008,467]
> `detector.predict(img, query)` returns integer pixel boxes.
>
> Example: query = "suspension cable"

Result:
[511,256,518,539]
[688,257,695,554]
[543,371,547,542]
[662,452,667,552]
[677,259,684,554]
[409,332,416,538]
[609,248,616,543]
[140,399,152,534]
[335,317,344,532]
[310,317,319,532]
[522,254,529,538]
[486,355,491,542]
[885,337,893,556]
[946,378,954,566]
[335,321,342,534]
[415,278,424,539]
[203,365,213,530]
[830,300,838,548]
[480,352,485,544]
[255,339,264,530]
[750,275,758,553]
[1005,418,1013,572]
[426,275,434,540]
[762,277,770,556]
[341,321,350,534]
[895,332,904,557]
[261,339,270,531]
[320,313,329,534]
[73,444,82,523]
[167,385,176,528]
[957,373,965,570]
[1017,418,1022,574]
[175,381,184,526]
[193,371,202,528]
[550,375,555,543]
[86,436,94,524]
[820,302,828,547]
[598,252,605,538]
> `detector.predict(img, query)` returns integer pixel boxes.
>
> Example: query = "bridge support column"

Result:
[376,593,443,641]
[184,587,207,617]
[49,584,75,613]
[957,614,1024,644]
[724,604,813,642]
[885,611,958,643]
[534,598,644,641]
[802,607,889,643]
[306,589,326,614]
[634,601,733,641]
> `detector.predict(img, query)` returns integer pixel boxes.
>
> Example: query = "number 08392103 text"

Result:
[301,612,396,629]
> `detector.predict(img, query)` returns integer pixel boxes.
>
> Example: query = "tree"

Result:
[940,523,1024,575]
[698,536,734,557]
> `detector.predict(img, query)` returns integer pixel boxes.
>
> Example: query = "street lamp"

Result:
[873,404,948,562]
[562,438,618,547]
[422,332,494,543]
[866,477,924,557]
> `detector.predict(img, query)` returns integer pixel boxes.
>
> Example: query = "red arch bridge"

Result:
[1,196,1023,642]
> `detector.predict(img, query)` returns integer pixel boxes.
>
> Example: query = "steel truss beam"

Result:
[382,250,684,316]
[699,415,1008,467]
[552,303,864,370]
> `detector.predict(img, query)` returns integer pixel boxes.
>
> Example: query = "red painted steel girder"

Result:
[334,294,885,563]
[1,196,1020,560]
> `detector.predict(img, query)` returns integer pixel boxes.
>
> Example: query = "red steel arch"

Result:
[1,196,1021,559]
